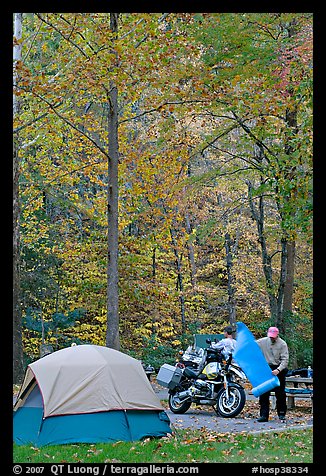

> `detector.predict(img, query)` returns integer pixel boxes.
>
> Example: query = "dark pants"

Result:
[259,365,288,418]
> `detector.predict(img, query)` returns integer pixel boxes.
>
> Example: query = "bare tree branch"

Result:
[34,13,89,58]
[18,85,110,159]
[119,99,210,124]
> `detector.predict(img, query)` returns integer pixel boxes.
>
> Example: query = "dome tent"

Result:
[13,345,171,446]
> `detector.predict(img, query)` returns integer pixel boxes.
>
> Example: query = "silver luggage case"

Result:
[156,363,183,389]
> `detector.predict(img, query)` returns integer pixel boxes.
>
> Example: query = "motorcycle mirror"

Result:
[206,338,211,344]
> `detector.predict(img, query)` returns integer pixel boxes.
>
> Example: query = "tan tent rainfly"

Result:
[14,344,163,418]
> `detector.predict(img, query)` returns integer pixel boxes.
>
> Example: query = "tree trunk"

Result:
[276,238,287,333]
[152,246,157,282]
[106,13,120,350]
[13,137,24,383]
[247,180,278,322]
[283,240,296,322]
[170,228,186,333]
[224,231,236,326]
[248,179,292,330]
[185,164,197,289]
[13,12,24,384]
[185,211,197,288]
[284,241,297,366]
[281,104,298,333]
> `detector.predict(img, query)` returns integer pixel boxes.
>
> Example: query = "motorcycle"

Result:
[178,339,247,385]
[177,344,205,369]
[161,340,247,418]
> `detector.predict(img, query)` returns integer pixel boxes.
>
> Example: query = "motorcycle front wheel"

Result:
[168,393,192,414]
[214,383,246,418]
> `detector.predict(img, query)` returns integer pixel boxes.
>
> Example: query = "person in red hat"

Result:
[256,326,289,422]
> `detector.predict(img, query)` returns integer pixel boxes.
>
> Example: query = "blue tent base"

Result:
[14,408,172,447]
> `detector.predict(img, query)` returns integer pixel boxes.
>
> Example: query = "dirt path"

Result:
[151,381,313,434]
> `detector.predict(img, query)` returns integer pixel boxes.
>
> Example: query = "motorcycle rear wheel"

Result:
[168,393,192,414]
[214,383,246,418]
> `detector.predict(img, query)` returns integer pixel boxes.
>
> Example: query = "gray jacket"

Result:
[256,336,289,372]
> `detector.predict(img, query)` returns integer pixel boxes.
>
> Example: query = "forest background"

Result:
[13,12,313,384]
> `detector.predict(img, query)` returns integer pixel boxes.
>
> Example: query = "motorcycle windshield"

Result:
[234,322,280,397]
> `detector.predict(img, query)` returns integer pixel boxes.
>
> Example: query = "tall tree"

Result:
[106,13,120,350]
[13,12,24,383]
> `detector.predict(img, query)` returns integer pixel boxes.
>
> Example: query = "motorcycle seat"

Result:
[183,367,204,379]
[183,367,207,380]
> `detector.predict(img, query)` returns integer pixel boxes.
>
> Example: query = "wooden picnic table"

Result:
[284,376,313,409]
[285,376,313,386]
[270,376,313,410]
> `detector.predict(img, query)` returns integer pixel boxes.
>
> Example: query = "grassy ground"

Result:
[13,427,313,464]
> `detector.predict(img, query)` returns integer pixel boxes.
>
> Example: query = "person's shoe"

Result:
[256,416,268,422]
[278,415,286,421]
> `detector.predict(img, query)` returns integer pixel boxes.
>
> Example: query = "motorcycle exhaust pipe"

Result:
[176,389,191,400]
